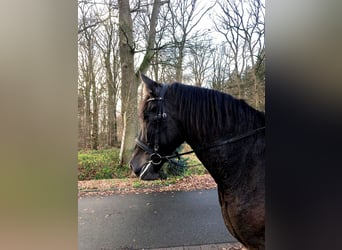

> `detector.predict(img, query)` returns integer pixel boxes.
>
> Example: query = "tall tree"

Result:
[167,0,214,82]
[78,2,99,149]
[96,3,120,147]
[118,0,136,164]
[118,0,165,165]
[187,38,213,87]
[210,44,233,93]
[215,0,265,108]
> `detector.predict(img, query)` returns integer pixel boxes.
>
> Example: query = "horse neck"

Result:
[170,88,265,186]
[175,94,263,146]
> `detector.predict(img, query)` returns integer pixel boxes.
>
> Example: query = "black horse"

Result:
[130,74,265,250]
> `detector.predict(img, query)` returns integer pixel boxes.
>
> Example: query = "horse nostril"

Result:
[130,162,140,176]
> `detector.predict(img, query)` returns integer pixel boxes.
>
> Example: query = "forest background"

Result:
[77,0,265,180]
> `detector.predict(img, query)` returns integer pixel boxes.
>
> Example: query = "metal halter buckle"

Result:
[150,153,163,165]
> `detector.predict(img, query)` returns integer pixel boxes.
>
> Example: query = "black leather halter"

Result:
[135,84,265,167]
[135,84,169,166]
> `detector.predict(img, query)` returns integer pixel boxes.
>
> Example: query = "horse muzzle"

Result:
[139,162,160,180]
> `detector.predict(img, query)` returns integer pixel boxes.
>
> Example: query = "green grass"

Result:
[78,148,130,180]
[182,150,208,176]
[132,181,146,188]
[132,178,179,189]
[78,145,207,181]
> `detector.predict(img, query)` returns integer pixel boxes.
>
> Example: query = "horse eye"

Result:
[148,104,157,112]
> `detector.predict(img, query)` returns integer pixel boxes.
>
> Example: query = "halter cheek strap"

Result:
[148,84,168,152]
[136,84,169,166]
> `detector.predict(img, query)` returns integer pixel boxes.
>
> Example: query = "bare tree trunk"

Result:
[84,35,93,149]
[138,0,162,75]
[90,58,98,150]
[119,111,127,163]
[118,0,164,165]
[175,44,184,82]
[112,49,119,146]
[118,0,138,165]
[104,46,119,146]
[84,78,91,149]
[106,60,117,146]
[78,91,85,149]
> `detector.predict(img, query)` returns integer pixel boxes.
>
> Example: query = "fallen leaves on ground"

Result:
[78,174,217,198]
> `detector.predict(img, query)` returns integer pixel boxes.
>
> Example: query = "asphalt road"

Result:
[78,189,236,250]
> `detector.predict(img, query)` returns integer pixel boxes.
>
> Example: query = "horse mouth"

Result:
[139,162,159,180]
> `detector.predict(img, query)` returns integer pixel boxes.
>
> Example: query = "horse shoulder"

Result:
[218,183,265,250]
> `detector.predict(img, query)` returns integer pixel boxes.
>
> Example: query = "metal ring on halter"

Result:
[150,153,163,165]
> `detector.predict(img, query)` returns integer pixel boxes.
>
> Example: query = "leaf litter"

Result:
[78,174,217,198]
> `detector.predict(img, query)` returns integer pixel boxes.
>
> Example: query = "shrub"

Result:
[78,148,130,180]
[160,145,190,178]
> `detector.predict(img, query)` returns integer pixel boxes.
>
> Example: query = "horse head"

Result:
[130,74,184,180]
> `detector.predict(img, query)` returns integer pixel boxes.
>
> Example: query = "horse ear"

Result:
[140,72,161,96]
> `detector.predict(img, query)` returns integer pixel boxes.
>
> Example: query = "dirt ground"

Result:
[78,174,217,198]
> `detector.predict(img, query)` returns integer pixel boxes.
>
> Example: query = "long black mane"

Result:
[168,82,265,141]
